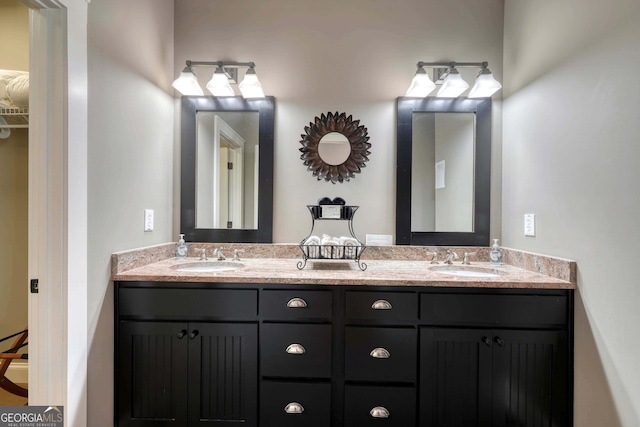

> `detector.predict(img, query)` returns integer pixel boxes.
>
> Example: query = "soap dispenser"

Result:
[489,238,503,265]
[176,234,188,259]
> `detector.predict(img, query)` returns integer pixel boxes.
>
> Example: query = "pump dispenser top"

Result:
[176,234,188,258]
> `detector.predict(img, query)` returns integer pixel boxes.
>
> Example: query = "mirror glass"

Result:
[396,97,491,246]
[411,112,475,232]
[318,131,351,165]
[181,96,274,243]
[196,111,259,229]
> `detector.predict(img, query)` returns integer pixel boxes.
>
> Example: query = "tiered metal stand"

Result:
[298,205,367,271]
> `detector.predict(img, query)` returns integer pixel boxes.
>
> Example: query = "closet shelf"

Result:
[0,106,29,129]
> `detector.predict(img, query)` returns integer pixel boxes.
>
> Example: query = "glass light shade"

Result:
[436,70,469,97]
[405,69,436,97]
[171,67,204,96]
[468,72,502,98]
[239,68,265,98]
[206,67,235,96]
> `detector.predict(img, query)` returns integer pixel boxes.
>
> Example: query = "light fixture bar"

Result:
[172,60,266,98]
[406,61,501,98]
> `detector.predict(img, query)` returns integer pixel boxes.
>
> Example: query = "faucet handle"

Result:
[233,249,245,261]
[462,252,477,265]
[426,251,439,264]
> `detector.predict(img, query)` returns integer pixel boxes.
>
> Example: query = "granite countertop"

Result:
[111,244,576,289]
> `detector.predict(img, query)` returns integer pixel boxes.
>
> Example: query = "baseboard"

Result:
[6,361,28,384]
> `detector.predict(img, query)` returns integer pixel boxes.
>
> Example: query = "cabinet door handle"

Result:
[370,347,391,359]
[189,330,199,340]
[177,329,187,339]
[482,336,492,347]
[286,343,306,354]
[494,336,505,347]
[286,297,308,308]
[284,402,305,414]
[371,299,392,310]
[370,406,390,418]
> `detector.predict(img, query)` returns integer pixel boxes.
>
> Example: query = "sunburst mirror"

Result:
[299,112,371,184]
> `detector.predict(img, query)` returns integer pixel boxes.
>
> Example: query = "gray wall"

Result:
[0,0,28,359]
[503,1,640,425]
[174,0,504,243]
[87,0,175,424]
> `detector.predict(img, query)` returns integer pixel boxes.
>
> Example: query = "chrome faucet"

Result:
[233,249,245,261]
[199,248,208,261]
[462,252,477,265]
[213,248,226,261]
[426,251,439,264]
[443,249,459,265]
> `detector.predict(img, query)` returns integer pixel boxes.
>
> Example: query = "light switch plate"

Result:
[144,209,154,232]
[524,213,535,236]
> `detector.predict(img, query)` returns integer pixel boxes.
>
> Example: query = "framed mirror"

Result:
[396,97,491,246]
[299,112,371,184]
[181,96,275,242]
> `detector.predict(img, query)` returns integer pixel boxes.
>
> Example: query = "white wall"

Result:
[503,1,640,425]
[0,0,28,347]
[174,0,504,243]
[87,0,175,424]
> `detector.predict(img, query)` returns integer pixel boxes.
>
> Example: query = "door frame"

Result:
[24,0,88,425]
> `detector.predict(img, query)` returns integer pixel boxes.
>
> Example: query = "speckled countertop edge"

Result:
[111,243,576,289]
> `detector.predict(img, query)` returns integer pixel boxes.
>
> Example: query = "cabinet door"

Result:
[188,323,258,426]
[420,328,493,427]
[491,330,568,427]
[117,321,189,427]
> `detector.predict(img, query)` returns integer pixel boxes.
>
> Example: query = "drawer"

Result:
[118,288,257,319]
[261,290,332,320]
[260,381,331,427]
[345,327,417,383]
[261,324,332,378]
[344,385,415,427]
[420,293,568,327]
[346,291,418,323]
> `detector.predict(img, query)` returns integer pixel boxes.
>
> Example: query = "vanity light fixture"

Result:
[405,61,501,98]
[172,60,266,98]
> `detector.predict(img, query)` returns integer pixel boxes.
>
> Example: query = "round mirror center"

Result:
[318,132,351,166]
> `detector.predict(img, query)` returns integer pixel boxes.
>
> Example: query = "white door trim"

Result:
[25,0,88,425]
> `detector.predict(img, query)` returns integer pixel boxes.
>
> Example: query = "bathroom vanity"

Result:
[112,247,575,427]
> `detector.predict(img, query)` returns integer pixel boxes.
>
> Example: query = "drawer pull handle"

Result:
[284,402,304,414]
[370,406,390,418]
[287,297,308,308]
[371,299,392,310]
[370,347,390,359]
[286,343,306,354]
[482,336,492,347]
[189,330,199,340]
[177,329,187,339]
[494,336,505,347]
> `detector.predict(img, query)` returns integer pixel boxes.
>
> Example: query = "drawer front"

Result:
[345,327,417,383]
[261,324,332,378]
[344,385,415,427]
[261,290,332,320]
[118,288,257,319]
[346,291,418,322]
[421,293,568,327]
[260,381,331,427]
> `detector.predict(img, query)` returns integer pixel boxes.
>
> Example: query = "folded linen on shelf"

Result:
[321,234,342,259]
[339,236,361,259]
[0,70,29,108]
[303,235,321,258]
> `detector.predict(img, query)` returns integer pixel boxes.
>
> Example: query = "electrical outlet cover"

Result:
[144,209,154,232]
[524,214,535,236]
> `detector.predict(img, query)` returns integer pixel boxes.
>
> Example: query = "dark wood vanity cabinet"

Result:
[115,282,573,427]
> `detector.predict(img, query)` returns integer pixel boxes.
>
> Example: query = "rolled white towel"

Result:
[321,235,342,259]
[340,236,361,259]
[303,235,321,258]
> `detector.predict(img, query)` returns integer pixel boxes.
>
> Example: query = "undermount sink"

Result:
[430,265,502,278]
[175,261,244,273]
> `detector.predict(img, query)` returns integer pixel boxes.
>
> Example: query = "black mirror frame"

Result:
[396,96,491,246]
[180,96,275,243]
